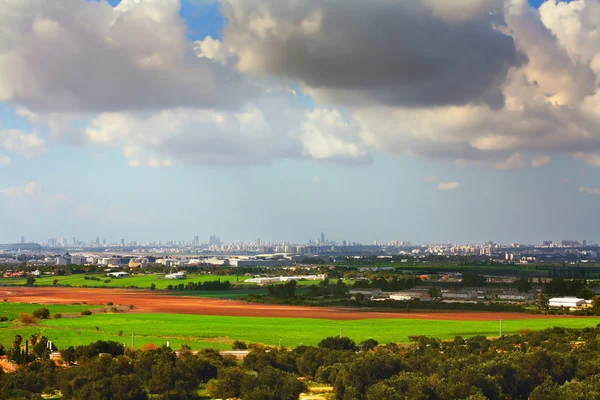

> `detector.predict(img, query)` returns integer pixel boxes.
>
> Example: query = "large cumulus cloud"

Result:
[0,0,255,113]
[2,0,600,169]
[222,0,526,109]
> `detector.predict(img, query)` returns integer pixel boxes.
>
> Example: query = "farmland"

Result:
[0,273,341,291]
[0,302,598,351]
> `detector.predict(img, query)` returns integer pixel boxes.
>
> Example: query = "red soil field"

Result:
[0,287,585,321]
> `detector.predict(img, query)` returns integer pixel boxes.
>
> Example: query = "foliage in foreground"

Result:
[4,327,600,399]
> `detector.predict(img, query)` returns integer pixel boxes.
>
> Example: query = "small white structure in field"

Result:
[107,272,129,278]
[165,272,187,280]
[548,297,586,308]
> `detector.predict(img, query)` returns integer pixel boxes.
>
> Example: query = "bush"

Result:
[129,305,135,309]
[109,307,119,313]
[141,343,159,352]
[53,313,62,319]
[32,307,50,320]
[117,330,123,337]
[232,340,248,350]
[81,310,92,316]
[0,316,8,322]
[318,336,357,351]
[19,313,37,324]
[107,302,113,306]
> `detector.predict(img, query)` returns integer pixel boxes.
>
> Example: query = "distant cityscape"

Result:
[1,233,598,264]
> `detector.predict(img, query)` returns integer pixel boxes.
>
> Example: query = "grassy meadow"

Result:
[0,274,254,289]
[0,273,342,291]
[0,302,598,351]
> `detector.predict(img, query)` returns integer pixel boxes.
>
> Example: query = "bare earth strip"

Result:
[0,287,584,321]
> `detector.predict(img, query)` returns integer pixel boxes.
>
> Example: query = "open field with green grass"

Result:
[0,274,253,289]
[0,274,340,290]
[0,302,99,320]
[0,308,598,351]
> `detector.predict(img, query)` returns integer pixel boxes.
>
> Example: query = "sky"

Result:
[1,0,600,246]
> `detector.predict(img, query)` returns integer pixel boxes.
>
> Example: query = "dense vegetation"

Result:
[4,326,600,399]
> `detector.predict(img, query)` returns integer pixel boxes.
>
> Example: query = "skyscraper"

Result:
[193,236,199,246]
[95,237,100,245]
[20,236,25,244]
[320,232,325,245]
[120,239,125,246]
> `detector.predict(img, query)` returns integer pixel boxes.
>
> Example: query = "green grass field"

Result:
[0,274,338,290]
[0,274,255,289]
[0,310,597,351]
[0,302,99,320]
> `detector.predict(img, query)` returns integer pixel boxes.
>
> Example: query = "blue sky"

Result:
[1,0,599,245]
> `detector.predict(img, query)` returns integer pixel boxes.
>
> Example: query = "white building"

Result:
[549,297,586,308]
[165,272,187,280]
[107,272,129,278]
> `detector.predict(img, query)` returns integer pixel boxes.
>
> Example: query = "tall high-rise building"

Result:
[20,236,25,244]
[73,237,77,246]
[193,236,199,246]
[320,232,325,245]
[120,239,125,246]
[209,235,221,246]
[95,237,100,245]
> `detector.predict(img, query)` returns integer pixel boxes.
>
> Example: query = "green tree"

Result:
[25,276,35,286]
[32,307,50,320]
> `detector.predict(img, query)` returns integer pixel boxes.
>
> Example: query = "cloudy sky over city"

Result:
[1,0,600,244]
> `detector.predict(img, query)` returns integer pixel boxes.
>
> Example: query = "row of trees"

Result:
[165,280,232,292]
[4,326,600,399]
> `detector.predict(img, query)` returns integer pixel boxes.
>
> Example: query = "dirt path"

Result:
[0,287,585,321]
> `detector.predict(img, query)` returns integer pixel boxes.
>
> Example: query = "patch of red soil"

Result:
[0,287,587,321]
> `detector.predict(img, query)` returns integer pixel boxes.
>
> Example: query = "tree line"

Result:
[4,326,600,399]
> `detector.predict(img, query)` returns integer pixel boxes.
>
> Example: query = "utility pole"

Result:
[499,319,503,337]
[131,332,135,349]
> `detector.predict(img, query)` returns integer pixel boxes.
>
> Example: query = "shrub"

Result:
[129,304,135,309]
[109,307,119,313]
[19,313,37,324]
[0,316,8,322]
[53,313,62,319]
[141,343,159,352]
[107,302,113,306]
[81,310,92,316]
[232,340,248,350]
[32,307,50,320]
[117,330,123,337]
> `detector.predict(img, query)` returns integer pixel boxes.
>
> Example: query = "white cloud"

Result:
[1,182,68,206]
[1,0,600,170]
[531,155,552,168]
[0,128,46,159]
[438,182,461,191]
[424,176,438,183]
[579,186,600,196]
[311,177,322,184]
[0,0,255,113]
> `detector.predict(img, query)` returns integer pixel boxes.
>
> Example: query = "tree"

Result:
[232,340,248,350]
[359,339,379,352]
[537,294,549,311]
[32,307,50,320]
[318,336,356,351]
[52,279,59,286]
[25,276,35,286]
[428,287,442,299]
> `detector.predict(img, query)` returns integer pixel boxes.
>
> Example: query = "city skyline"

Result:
[2,0,600,244]
[8,234,596,249]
